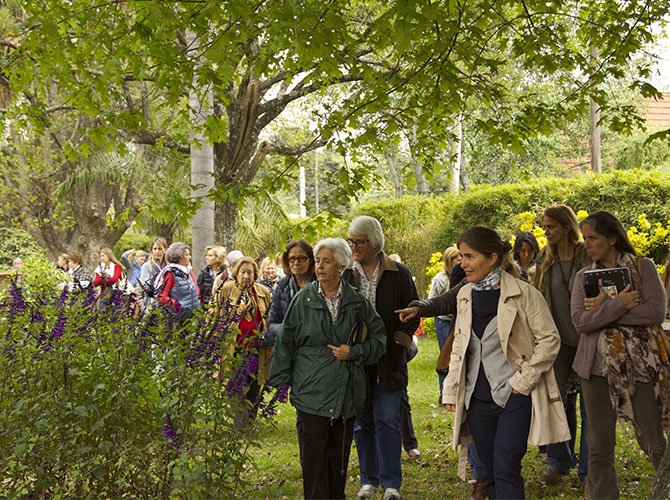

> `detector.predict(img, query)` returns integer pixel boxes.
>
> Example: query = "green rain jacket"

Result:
[268,280,386,419]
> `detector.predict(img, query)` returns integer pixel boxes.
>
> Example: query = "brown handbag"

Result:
[435,320,457,375]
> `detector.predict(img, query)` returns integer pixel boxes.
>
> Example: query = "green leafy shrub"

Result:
[113,231,156,257]
[0,257,285,498]
[282,171,670,298]
[0,227,44,272]
[313,170,670,298]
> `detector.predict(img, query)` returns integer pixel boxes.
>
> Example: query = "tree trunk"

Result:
[156,222,175,245]
[460,155,470,191]
[14,166,138,269]
[299,162,306,217]
[590,46,602,174]
[411,156,428,194]
[187,31,215,275]
[383,148,404,197]
[314,152,320,212]
[409,126,428,194]
[590,96,601,173]
[650,438,670,499]
[215,199,238,251]
[450,114,463,194]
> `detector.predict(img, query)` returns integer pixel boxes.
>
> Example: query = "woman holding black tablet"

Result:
[571,210,670,499]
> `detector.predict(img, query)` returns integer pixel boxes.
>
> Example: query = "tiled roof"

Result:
[643,92,670,127]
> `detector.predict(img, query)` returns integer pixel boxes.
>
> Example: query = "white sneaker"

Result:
[383,488,401,500]
[357,484,377,499]
[407,448,421,459]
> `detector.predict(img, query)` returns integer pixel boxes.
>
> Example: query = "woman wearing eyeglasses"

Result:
[267,239,317,345]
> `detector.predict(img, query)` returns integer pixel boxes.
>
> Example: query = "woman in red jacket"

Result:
[94,247,123,309]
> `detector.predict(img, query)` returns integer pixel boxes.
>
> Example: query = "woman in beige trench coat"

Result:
[442,226,570,499]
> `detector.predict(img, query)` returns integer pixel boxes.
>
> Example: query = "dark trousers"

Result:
[546,345,576,472]
[468,394,532,500]
[400,387,418,451]
[296,410,354,500]
[581,376,666,500]
[566,387,589,482]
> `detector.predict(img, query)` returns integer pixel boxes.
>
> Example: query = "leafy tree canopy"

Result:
[1,0,668,246]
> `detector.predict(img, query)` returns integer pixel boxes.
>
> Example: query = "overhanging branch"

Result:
[265,135,328,156]
[131,129,190,153]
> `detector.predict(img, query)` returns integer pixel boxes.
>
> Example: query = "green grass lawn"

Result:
[244,337,656,499]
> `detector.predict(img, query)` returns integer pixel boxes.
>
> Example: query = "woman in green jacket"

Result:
[269,237,386,500]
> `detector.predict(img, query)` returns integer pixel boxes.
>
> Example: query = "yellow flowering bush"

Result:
[422,251,449,340]
[510,210,670,267]
[511,211,547,250]
[424,251,445,295]
[625,214,670,272]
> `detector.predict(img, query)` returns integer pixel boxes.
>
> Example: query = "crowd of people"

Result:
[9,207,670,500]
[396,207,670,500]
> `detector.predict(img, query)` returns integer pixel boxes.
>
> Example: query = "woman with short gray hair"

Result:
[313,237,352,268]
[348,216,385,252]
[165,242,191,264]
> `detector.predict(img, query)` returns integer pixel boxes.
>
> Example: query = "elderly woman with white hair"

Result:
[342,215,419,500]
[269,238,387,500]
[156,242,200,320]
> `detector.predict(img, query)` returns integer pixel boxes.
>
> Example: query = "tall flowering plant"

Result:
[0,257,286,498]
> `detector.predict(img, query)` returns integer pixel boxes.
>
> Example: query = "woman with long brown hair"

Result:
[428,246,462,400]
[534,205,590,485]
[571,210,670,499]
[196,245,227,306]
[139,237,168,310]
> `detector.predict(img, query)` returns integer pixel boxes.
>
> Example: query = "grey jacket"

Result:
[534,242,590,346]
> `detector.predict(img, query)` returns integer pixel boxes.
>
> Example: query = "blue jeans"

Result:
[468,441,486,479]
[354,386,403,490]
[468,441,487,480]
[435,317,452,397]
[468,394,532,500]
[547,344,589,477]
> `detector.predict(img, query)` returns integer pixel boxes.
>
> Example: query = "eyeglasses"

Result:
[346,238,369,248]
[288,255,309,263]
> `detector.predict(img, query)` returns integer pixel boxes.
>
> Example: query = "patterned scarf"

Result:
[471,267,502,291]
[597,252,670,431]
[234,282,258,322]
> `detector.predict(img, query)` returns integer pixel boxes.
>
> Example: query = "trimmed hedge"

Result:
[341,170,670,297]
